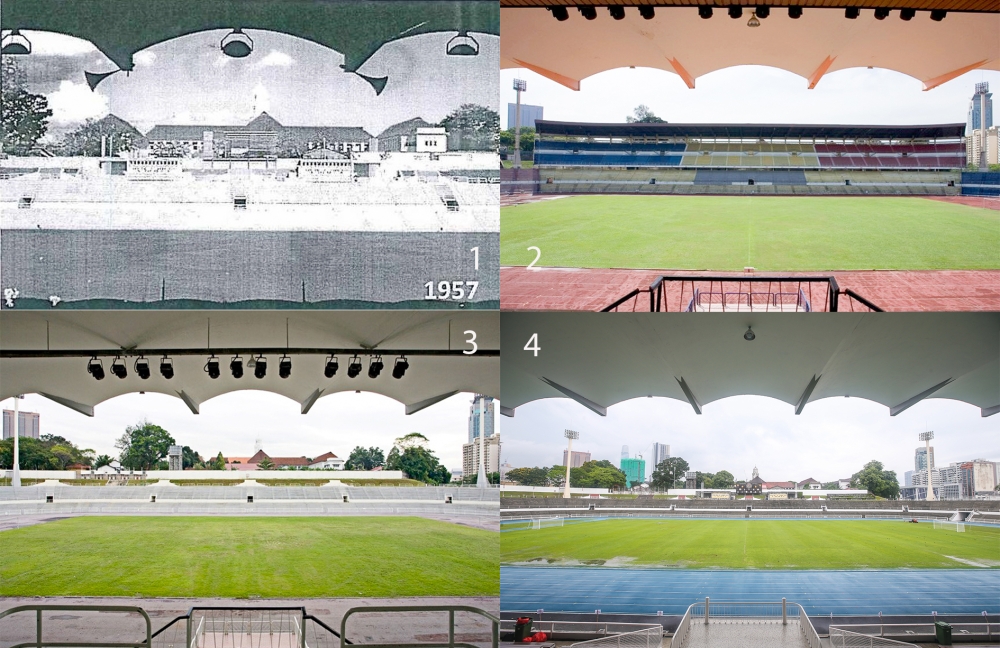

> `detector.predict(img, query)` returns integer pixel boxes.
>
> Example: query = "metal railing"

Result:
[340,605,498,648]
[570,626,662,648]
[829,628,918,648]
[148,607,348,648]
[498,620,662,635]
[670,599,817,648]
[0,604,152,648]
[602,276,883,313]
[830,622,996,644]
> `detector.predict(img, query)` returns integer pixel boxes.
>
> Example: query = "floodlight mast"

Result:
[11,395,23,487]
[513,79,527,169]
[919,431,935,501]
[563,429,579,498]
[477,395,488,489]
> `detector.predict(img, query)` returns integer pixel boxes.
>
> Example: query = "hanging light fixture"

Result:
[1,30,31,55]
[87,357,106,381]
[392,356,409,379]
[134,356,151,380]
[160,356,174,380]
[324,355,339,378]
[368,355,384,379]
[446,32,479,56]
[110,356,128,379]
[747,11,761,27]
[220,28,254,58]
[230,355,244,379]
[347,355,363,379]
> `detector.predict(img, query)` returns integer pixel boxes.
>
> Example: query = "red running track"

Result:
[500,267,1000,311]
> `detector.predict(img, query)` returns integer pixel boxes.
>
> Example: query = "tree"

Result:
[60,115,143,157]
[499,127,535,154]
[439,104,500,151]
[212,452,226,471]
[570,460,628,489]
[396,446,449,484]
[850,460,900,499]
[464,471,499,485]
[1,434,96,470]
[650,457,689,491]
[625,105,666,124]
[115,421,174,471]
[547,465,567,488]
[712,470,735,489]
[821,481,840,490]
[394,433,429,450]
[93,454,113,469]
[256,456,275,471]
[345,446,385,471]
[506,467,550,486]
[182,446,204,470]
[1,58,53,156]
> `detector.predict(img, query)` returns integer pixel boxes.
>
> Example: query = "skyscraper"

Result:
[467,394,495,443]
[915,446,935,472]
[651,443,670,472]
[968,82,994,167]
[2,410,40,440]
[968,82,994,133]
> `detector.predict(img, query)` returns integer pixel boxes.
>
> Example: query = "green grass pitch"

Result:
[500,196,1000,271]
[0,517,498,597]
[500,519,1000,569]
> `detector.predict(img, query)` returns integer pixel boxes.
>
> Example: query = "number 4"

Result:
[524,333,540,357]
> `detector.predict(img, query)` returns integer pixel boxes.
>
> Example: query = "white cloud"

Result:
[251,82,271,114]
[46,80,109,125]
[23,30,98,56]
[133,50,157,68]
[257,50,295,68]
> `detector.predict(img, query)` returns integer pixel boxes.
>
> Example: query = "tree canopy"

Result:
[1,58,52,156]
[650,456,689,490]
[59,114,143,157]
[850,460,900,499]
[344,446,385,471]
[0,434,95,470]
[499,127,535,154]
[115,421,174,471]
[625,104,666,124]
[389,446,450,485]
[439,103,499,151]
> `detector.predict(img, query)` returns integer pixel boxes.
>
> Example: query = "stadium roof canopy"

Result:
[1,0,499,93]
[500,313,999,418]
[534,121,968,139]
[500,3,999,91]
[0,311,499,416]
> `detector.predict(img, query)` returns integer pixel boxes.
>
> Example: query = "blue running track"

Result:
[501,567,1000,616]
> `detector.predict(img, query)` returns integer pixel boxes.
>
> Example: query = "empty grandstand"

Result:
[506,121,972,196]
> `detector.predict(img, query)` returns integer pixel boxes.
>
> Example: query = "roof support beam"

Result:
[675,377,702,415]
[405,390,459,416]
[1,347,499,359]
[889,378,954,417]
[500,405,516,418]
[794,374,821,415]
[807,55,835,89]
[39,392,94,417]
[923,60,989,91]
[982,405,999,418]
[176,390,200,415]
[511,58,580,91]
[300,388,324,415]
[540,377,606,416]
[668,58,696,89]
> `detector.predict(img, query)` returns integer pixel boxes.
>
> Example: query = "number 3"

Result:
[464,330,478,355]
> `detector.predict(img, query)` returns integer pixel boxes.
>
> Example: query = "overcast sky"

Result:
[499,395,999,484]
[18,28,498,137]
[1,391,487,473]
[501,66,1000,129]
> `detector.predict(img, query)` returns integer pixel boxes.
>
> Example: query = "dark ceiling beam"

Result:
[540,377,607,416]
[889,378,954,417]
[794,374,822,415]
[675,376,702,415]
[2,348,499,359]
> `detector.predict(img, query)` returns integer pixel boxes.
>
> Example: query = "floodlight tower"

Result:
[11,395,23,487]
[477,394,488,489]
[919,431,935,501]
[512,79,527,169]
[563,430,579,498]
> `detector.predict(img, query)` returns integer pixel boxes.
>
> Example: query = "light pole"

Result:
[477,395,488,489]
[563,430,579,499]
[512,79,526,169]
[919,431,935,501]
[12,395,23,487]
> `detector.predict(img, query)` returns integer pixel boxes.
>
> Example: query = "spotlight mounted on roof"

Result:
[755,6,770,19]
[446,32,479,56]
[347,355,363,379]
[747,11,761,27]
[930,9,946,20]
[728,6,743,19]
[549,6,570,21]
[110,356,128,380]
[254,355,267,379]
[368,355,384,379]
[698,6,713,19]
[392,356,409,380]
[788,6,803,18]
[230,355,244,379]
[873,7,890,20]
[609,6,626,20]
[639,5,655,19]
[578,6,598,20]
[899,8,915,20]
[1,30,31,55]
[134,356,151,380]
[324,355,339,378]
[160,356,174,380]
[87,356,105,381]
[221,28,254,58]
[744,326,756,342]
[845,7,860,19]
[204,355,220,380]
[279,355,292,379]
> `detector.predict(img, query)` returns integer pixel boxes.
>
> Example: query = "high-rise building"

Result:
[903,470,914,487]
[968,82,994,133]
[467,395,495,443]
[620,457,646,488]
[507,103,544,130]
[651,443,670,473]
[563,449,592,468]
[2,410,40,440]
[463,433,500,479]
[967,82,994,167]
[915,446,935,472]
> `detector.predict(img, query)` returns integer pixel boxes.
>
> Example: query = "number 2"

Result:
[527,246,541,269]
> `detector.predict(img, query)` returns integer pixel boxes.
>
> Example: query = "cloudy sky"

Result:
[499,395,999,485]
[1,390,485,473]
[501,66,1000,128]
[17,28,498,137]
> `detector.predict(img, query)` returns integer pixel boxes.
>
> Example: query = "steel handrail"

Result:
[340,605,499,648]
[0,604,152,648]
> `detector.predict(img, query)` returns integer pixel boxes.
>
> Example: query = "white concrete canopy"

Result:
[500,312,999,416]
[500,7,1000,91]
[0,311,499,415]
